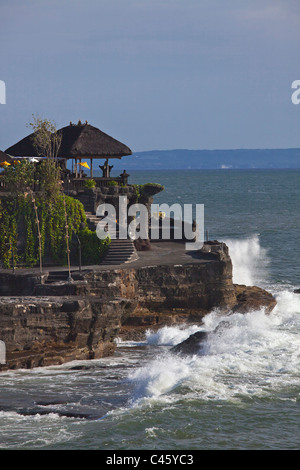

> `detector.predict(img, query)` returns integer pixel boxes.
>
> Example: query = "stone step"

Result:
[105,249,134,256]
[84,210,138,265]
[101,237,138,265]
[104,253,134,259]
[109,241,133,246]
[105,249,134,253]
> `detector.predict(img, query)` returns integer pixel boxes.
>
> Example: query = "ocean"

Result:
[0,169,299,450]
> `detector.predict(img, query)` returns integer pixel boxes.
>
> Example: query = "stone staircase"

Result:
[44,270,85,284]
[103,238,138,265]
[74,193,95,214]
[85,211,138,266]
[45,271,71,284]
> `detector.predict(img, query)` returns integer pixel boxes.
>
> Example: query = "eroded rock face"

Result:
[85,257,237,340]
[233,284,277,314]
[0,296,136,370]
[0,242,276,370]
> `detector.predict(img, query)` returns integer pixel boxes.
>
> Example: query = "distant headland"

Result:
[111,148,300,170]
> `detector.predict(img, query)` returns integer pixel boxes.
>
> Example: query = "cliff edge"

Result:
[0,240,276,370]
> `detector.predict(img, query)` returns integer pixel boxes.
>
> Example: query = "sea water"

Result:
[0,169,299,450]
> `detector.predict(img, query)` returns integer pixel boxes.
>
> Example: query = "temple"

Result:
[1,121,164,266]
[4,120,133,190]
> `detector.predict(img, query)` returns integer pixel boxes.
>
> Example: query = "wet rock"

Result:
[233,284,276,314]
[171,331,208,355]
[170,290,277,356]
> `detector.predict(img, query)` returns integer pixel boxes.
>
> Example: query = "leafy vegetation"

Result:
[107,180,118,187]
[83,179,96,188]
[132,183,164,202]
[77,227,110,265]
[0,194,110,268]
[0,117,110,269]
[2,160,35,197]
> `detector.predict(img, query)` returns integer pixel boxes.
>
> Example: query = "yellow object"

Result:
[79,162,90,169]
[0,161,11,167]
[152,211,166,219]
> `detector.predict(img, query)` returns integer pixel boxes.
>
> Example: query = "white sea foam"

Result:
[145,324,202,346]
[128,300,300,406]
[223,234,269,286]
[127,237,300,407]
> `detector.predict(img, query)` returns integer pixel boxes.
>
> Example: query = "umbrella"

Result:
[79,162,90,169]
[0,150,13,164]
[0,161,11,167]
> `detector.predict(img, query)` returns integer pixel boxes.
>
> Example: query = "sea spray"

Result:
[126,232,300,407]
[145,325,202,347]
[128,353,194,404]
[127,295,300,406]
[223,235,269,286]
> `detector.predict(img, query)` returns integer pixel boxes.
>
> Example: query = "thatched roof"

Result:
[5,133,39,158]
[5,121,132,159]
[0,150,13,163]
[57,121,132,159]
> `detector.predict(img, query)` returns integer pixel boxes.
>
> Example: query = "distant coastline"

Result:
[109,148,300,170]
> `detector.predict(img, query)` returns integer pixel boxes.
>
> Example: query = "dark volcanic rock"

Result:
[233,284,276,314]
[171,331,208,355]
[170,287,277,356]
[171,321,230,356]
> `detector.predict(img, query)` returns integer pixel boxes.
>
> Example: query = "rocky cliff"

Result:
[0,241,276,370]
[0,295,135,370]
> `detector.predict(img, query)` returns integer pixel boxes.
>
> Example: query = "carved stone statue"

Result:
[99,159,113,178]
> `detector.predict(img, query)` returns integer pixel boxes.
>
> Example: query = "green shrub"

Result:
[78,227,110,264]
[0,194,87,268]
[84,179,96,188]
[132,183,164,202]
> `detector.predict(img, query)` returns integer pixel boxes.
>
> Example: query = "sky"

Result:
[0,0,299,152]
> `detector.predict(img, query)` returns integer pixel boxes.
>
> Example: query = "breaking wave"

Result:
[223,234,269,286]
[127,236,300,407]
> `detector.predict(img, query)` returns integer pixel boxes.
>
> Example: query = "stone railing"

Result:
[65,170,130,190]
